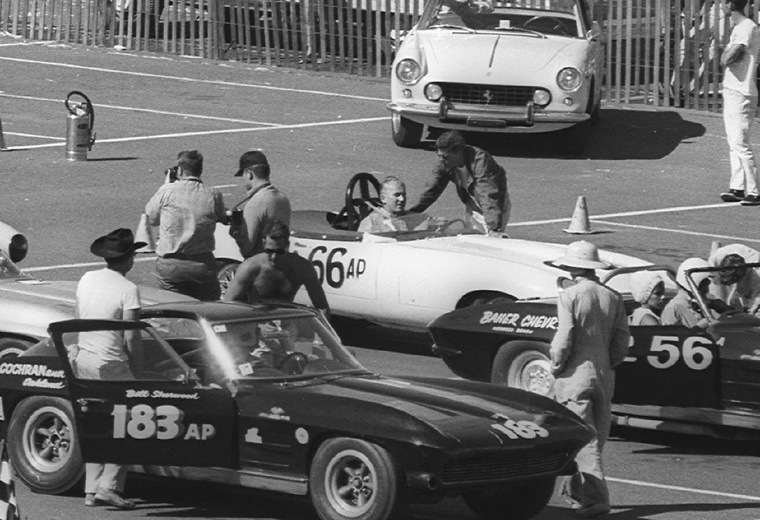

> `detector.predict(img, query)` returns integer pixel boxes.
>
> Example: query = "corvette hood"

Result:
[238,374,591,450]
[418,30,586,81]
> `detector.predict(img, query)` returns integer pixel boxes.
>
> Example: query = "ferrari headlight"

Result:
[533,89,551,107]
[396,59,422,85]
[425,83,443,101]
[557,67,582,92]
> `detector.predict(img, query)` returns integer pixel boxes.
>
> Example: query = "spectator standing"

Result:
[145,150,227,300]
[230,150,291,258]
[224,220,329,319]
[75,228,144,510]
[719,0,760,206]
[548,241,630,518]
[408,130,510,234]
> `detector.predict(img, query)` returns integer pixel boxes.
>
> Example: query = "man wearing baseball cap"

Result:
[229,150,291,258]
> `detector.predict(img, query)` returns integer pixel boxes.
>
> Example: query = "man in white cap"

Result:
[548,241,630,518]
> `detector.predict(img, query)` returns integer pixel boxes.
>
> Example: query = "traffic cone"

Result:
[0,117,7,151]
[134,213,156,253]
[563,196,600,234]
[710,240,722,257]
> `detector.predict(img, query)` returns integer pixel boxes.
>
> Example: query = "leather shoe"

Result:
[741,194,760,206]
[94,488,136,509]
[721,189,745,202]
[84,493,98,507]
[575,503,611,517]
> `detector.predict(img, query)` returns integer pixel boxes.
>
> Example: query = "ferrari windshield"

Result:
[421,0,582,36]
[144,314,368,382]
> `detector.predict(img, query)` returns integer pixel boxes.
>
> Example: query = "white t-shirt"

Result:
[724,16,760,97]
[76,268,142,362]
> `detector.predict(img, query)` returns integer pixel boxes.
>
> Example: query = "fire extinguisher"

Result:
[65,91,96,161]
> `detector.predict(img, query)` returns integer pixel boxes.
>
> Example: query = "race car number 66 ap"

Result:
[112,404,216,441]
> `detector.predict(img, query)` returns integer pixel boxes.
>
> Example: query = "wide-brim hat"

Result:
[235,150,269,177]
[90,228,146,259]
[549,240,612,270]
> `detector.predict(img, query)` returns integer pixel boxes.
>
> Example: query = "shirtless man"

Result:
[223,220,330,319]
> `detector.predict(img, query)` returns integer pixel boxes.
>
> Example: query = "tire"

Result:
[490,341,553,396]
[8,396,84,495]
[391,113,423,148]
[589,99,601,127]
[309,438,406,520]
[463,476,556,520]
[0,337,34,360]
[216,260,240,298]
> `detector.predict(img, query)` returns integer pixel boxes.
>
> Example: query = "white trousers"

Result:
[723,88,759,196]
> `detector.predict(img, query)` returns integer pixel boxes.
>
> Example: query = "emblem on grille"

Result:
[483,89,494,104]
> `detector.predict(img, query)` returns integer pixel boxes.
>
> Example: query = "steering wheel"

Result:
[276,352,309,375]
[336,173,382,231]
[523,16,569,36]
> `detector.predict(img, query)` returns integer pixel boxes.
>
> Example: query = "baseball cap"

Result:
[235,150,269,177]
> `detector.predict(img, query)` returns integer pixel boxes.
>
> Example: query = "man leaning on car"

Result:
[409,130,511,234]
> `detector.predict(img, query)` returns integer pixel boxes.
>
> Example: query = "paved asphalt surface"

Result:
[2,34,760,520]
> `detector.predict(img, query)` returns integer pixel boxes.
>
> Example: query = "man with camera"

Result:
[145,150,227,300]
[230,150,291,258]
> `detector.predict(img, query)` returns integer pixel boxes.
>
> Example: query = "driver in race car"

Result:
[358,176,428,233]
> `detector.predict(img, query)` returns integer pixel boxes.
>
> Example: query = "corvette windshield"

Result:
[422,0,580,36]
[145,314,367,383]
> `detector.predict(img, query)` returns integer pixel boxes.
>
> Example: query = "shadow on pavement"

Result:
[419,108,707,161]
[610,426,760,456]
[546,502,760,519]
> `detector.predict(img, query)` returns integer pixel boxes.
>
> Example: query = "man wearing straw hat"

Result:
[547,241,630,518]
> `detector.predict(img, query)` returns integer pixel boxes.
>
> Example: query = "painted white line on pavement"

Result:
[0,93,283,126]
[0,56,387,102]
[510,202,737,227]
[2,116,388,150]
[5,132,65,140]
[23,256,155,272]
[609,477,760,502]
[593,220,760,244]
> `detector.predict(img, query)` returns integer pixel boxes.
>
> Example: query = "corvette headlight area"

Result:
[396,59,422,85]
[557,67,582,92]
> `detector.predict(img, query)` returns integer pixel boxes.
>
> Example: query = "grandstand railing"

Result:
[0,0,754,112]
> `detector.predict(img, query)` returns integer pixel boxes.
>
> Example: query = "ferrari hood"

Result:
[417,30,586,80]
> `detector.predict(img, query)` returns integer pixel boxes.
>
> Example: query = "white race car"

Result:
[214,173,649,332]
[387,0,604,149]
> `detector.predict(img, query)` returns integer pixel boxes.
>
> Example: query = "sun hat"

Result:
[90,228,146,259]
[550,240,612,270]
[629,271,663,304]
[235,150,269,177]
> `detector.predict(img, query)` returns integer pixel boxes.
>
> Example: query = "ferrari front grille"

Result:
[441,450,569,484]
[438,83,535,107]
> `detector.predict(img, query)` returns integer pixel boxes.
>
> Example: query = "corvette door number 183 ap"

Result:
[111,404,216,441]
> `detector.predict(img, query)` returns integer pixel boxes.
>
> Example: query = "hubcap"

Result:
[324,449,376,517]
[25,407,74,472]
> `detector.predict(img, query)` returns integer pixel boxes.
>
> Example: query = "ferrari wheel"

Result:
[491,341,553,396]
[8,396,84,494]
[216,260,240,298]
[0,337,34,359]
[463,477,556,520]
[391,113,423,148]
[310,438,406,520]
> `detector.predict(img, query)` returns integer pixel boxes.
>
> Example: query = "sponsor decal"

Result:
[0,363,64,378]
[295,427,309,445]
[479,311,558,333]
[245,428,263,444]
[258,407,290,421]
[126,390,200,399]
[22,378,64,390]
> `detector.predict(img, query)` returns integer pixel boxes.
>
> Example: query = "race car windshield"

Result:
[421,0,580,36]
[362,214,484,241]
[145,315,368,383]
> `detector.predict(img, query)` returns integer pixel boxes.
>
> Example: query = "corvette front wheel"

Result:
[310,438,406,520]
[491,341,554,396]
[391,114,422,148]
